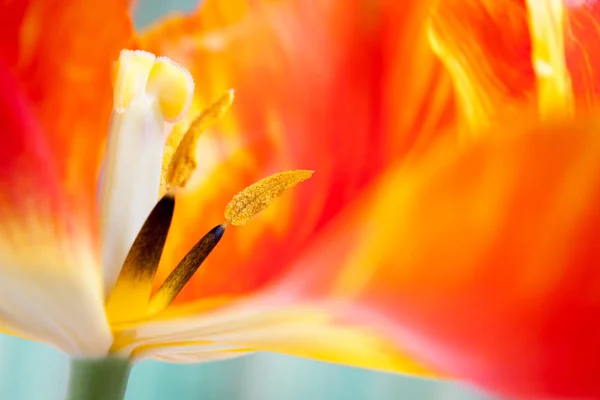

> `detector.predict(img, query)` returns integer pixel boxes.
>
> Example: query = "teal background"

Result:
[0,336,494,399]
[0,1,497,399]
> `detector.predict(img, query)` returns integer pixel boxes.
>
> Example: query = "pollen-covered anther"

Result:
[165,89,235,190]
[112,50,194,122]
[224,170,314,226]
[146,224,226,315]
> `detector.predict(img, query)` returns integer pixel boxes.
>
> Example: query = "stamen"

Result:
[147,225,226,315]
[163,90,235,193]
[224,170,314,226]
[105,194,175,324]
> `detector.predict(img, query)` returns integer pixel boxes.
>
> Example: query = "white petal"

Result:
[0,233,111,356]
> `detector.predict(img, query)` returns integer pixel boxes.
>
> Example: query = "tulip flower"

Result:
[139,0,600,399]
[2,0,600,399]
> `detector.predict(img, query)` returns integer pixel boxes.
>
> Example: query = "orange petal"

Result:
[139,0,454,303]
[525,0,573,119]
[0,0,131,355]
[0,0,132,222]
[429,0,537,130]
[0,60,111,355]
[279,116,600,398]
[564,0,600,111]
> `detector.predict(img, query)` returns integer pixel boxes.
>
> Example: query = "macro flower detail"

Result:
[0,38,313,397]
[224,170,314,226]
[5,0,600,399]
[162,89,235,193]
[100,50,314,363]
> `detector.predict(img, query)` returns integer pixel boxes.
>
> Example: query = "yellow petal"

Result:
[124,299,434,377]
[525,0,573,119]
[428,0,537,132]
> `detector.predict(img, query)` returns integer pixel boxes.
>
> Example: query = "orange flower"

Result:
[3,0,600,399]
[139,0,600,398]
[1,0,440,393]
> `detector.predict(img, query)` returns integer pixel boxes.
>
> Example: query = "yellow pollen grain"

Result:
[224,170,314,226]
[163,90,235,191]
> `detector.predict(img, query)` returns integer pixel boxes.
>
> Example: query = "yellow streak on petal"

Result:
[426,10,500,134]
[238,324,434,376]
[146,57,195,123]
[526,0,574,119]
[224,170,314,226]
[427,1,536,134]
[162,90,235,193]
[113,50,156,112]
[126,304,434,376]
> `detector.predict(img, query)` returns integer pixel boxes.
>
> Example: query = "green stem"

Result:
[66,356,131,400]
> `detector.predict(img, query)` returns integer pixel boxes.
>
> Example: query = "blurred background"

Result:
[0,337,493,399]
[0,1,496,399]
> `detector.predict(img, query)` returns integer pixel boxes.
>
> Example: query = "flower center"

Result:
[101,50,312,332]
[99,50,194,296]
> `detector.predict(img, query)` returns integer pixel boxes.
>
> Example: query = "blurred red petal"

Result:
[429,0,537,129]
[0,59,110,354]
[279,117,600,398]
[0,0,132,223]
[565,0,600,110]
[140,0,455,303]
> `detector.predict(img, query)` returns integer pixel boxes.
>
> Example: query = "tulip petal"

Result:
[0,0,131,355]
[429,0,537,130]
[139,116,600,392]
[287,117,600,398]
[564,0,600,111]
[0,60,111,355]
[139,0,454,304]
[126,298,434,377]
[0,0,132,220]
[525,0,573,118]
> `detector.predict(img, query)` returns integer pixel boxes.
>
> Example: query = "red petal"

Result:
[139,0,455,302]
[0,0,131,352]
[0,58,63,230]
[429,0,536,128]
[565,0,600,110]
[281,117,600,398]
[0,59,111,354]
[0,0,132,221]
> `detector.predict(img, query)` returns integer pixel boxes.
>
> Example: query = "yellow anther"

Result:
[224,170,314,226]
[113,50,156,113]
[112,50,194,123]
[164,90,235,191]
[146,57,195,123]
